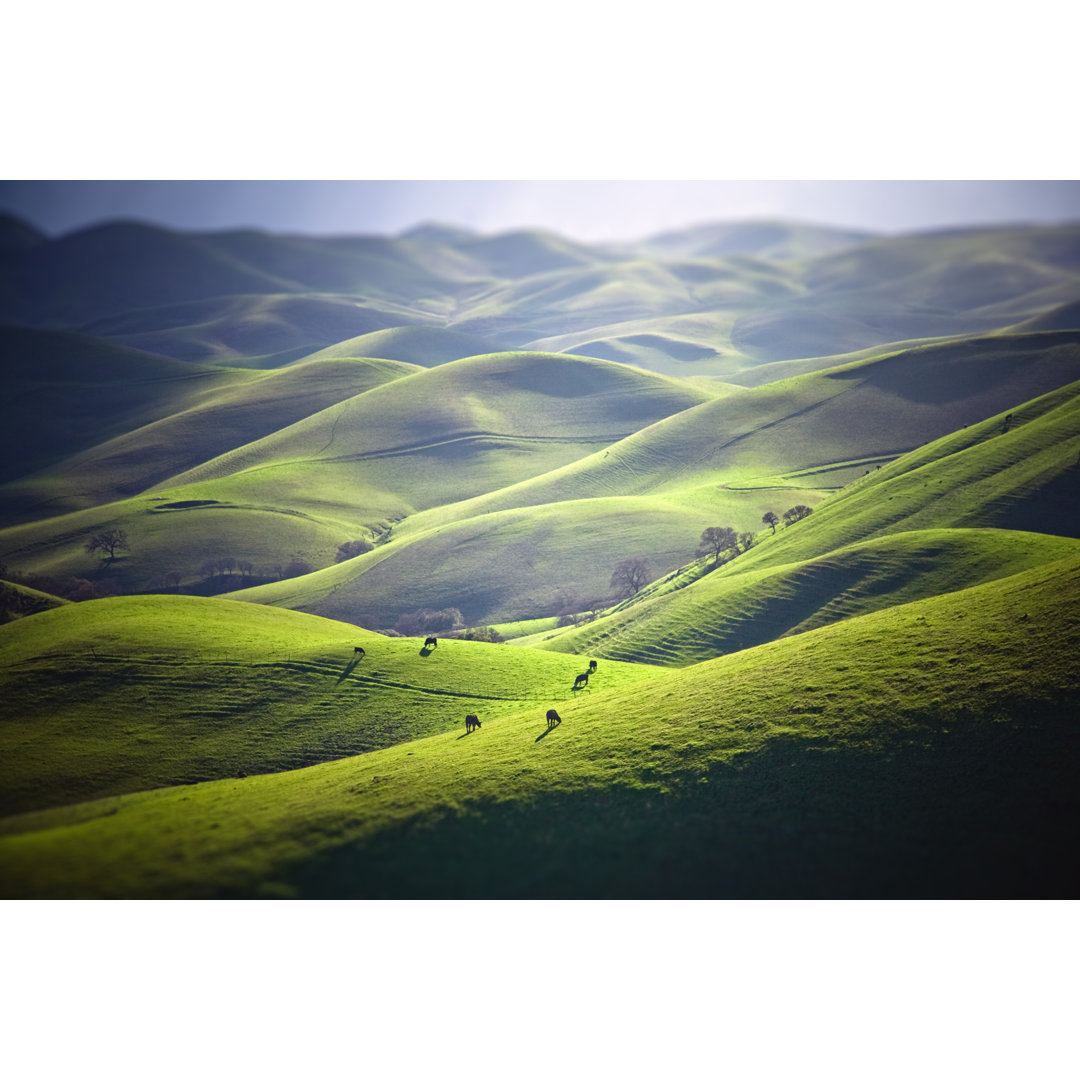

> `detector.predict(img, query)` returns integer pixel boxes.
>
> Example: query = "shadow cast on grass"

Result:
[336,658,360,684]
[283,698,1080,900]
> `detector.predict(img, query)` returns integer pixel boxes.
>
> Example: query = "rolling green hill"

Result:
[527,379,1080,661]
[2,552,1076,898]
[3,214,1080,898]
[0,324,237,486]
[532,528,1080,665]
[0,593,654,817]
[0,355,419,520]
[79,293,427,365]
[297,325,510,367]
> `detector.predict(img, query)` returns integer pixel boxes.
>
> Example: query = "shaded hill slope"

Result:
[79,293,426,365]
[641,219,875,261]
[0,221,489,327]
[0,356,418,520]
[0,324,239,486]
[231,495,721,628]
[2,551,1077,898]
[298,325,510,367]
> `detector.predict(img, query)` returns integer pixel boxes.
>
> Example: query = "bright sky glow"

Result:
[2,180,1079,241]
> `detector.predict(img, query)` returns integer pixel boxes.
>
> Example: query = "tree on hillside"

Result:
[610,557,653,598]
[739,532,756,553]
[697,526,738,566]
[762,511,779,535]
[452,626,505,643]
[336,539,374,562]
[283,558,313,578]
[84,528,129,564]
[783,505,813,525]
[394,607,465,636]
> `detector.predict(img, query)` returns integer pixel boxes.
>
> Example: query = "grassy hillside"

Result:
[141,351,713,518]
[298,325,510,367]
[0,324,234,486]
[0,356,418,520]
[2,552,1076,898]
[723,376,1080,574]
[232,495,723,627]
[641,220,876,261]
[4,216,1080,898]
[528,378,1080,660]
[532,528,1080,665]
[80,294,425,365]
[0,594,654,816]
[0,578,68,625]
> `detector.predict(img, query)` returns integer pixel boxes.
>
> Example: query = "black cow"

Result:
[588,660,597,672]
[546,709,561,729]
[465,713,481,733]
[424,636,438,648]
[354,646,366,658]
[572,672,590,691]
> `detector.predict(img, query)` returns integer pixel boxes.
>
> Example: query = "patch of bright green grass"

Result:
[0,593,656,816]
[535,528,1080,665]
[2,552,1077,898]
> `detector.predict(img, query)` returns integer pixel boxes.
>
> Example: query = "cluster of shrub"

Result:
[0,560,115,623]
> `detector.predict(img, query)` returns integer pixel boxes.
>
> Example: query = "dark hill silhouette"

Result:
[78,293,413,364]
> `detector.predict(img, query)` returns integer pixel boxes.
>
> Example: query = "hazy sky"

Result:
[3,181,1079,242]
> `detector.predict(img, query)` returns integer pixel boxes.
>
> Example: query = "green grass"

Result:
[2,552,1077,898]
[0,593,656,816]
[533,528,1080,665]
[1,355,417,520]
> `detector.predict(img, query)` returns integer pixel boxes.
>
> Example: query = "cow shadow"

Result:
[336,658,360,684]
[535,724,560,743]
[420,645,435,657]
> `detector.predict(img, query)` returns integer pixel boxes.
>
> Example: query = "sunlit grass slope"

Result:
[724,377,1080,576]
[0,594,653,816]
[0,490,361,596]
[1,357,418,519]
[393,331,1080,537]
[533,529,1080,665]
[531,379,1080,660]
[233,496,722,627]
[3,554,1077,898]
[146,352,713,517]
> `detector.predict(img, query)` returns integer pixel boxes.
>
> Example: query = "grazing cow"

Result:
[465,713,481,733]
[353,646,366,658]
[546,709,562,729]
[424,635,438,648]
[588,660,597,673]
[572,671,590,691]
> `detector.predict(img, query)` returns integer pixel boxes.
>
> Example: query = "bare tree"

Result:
[84,528,129,564]
[610,557,653,598]
[762,511,779,535]
[697,526,738,566]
